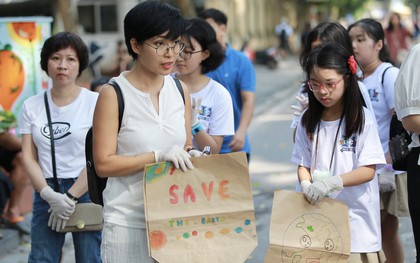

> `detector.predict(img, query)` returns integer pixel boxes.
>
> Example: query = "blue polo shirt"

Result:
[206,44,256,154]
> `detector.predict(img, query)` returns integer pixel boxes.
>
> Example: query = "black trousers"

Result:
[408,146,420,263]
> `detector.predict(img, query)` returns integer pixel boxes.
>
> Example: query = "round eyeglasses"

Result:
[179,50,203,60]
[144,41,185,56]
[307,76,344,93]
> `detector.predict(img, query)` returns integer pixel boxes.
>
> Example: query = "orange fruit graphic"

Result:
[0,44,25,110]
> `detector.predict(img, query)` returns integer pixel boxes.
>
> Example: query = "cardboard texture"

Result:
[144,152,258,263]
[265,190,350,263]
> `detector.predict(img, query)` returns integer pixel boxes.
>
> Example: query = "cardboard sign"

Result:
[265,190,350,262]
[144,152,257,263]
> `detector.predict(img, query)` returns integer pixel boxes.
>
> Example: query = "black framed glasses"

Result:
[179,50,203,60]
[144,41,185,56]
[307,76,344,93]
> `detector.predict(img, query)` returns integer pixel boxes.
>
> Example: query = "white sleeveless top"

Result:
[103,73,186,228]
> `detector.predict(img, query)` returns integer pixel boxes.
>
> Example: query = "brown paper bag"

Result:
[265,190,350,262]
[144,152,258,263]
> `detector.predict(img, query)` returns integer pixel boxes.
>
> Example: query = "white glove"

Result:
[154,145,193,172]
[191,97,202,126]
[40,186,76,218]
[188,149,204,158]
[300,180,311,194]
[48,211,72,232]
[290,94,309,117]
[305,176,343,205]
[379,166,396,193]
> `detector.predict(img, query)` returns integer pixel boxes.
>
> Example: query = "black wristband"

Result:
[66,191,79,202]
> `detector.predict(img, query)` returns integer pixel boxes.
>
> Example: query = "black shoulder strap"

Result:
[172,77,185,104]
[381,66,394,87]
[44,92,59,192]
[108,80,124,131]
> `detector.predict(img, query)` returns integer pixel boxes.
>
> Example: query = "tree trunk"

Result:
[54,0,78,33]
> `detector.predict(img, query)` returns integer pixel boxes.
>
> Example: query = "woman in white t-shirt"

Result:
[349,18,409,263]
[19,32,101,262]
[175,17,234,154]
[292,42,386,262]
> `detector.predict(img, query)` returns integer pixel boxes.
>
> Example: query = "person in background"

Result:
[19,32,101,262]
[384,12,412,66]
[290,22,373,142]
[0,105,31,235]
[349,18,408,263]
[90,75,110,93]
[175,17,234,153]
[92,2,197,262]
[292,42,386,262]
[394,42,420,263]
[275,17,294,58]
[198,8,256,162]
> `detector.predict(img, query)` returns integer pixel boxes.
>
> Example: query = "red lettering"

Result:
[169,185,179,204]
[201,181,214,201]
[183,184,196,203]
[219,180,230,199]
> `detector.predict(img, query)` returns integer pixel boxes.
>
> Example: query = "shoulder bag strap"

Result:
[173,77,185,104]
[44,92,59,192]
[108,80,125,131]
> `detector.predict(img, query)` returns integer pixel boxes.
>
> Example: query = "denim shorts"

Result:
[28,178,101,263]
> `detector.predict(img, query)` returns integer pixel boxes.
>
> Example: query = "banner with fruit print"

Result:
[0,16,52,122]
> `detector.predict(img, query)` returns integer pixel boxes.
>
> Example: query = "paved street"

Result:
[0,55,416,262]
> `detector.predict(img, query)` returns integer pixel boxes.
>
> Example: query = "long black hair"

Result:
[348,18,392,64]
[302,42,365,139]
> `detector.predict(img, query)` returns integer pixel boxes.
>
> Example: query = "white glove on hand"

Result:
[188,149,204,158]
[305,176,343,205]
[300,180,311,194]
[40,186,76,218]
[154,145,193,172]
[290,94,309,117]
[379,166,396,193]
[191,97,202,126]
[48,211,72,232]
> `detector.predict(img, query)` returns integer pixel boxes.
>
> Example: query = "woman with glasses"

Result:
[291,42,386,262]
[349,18,408,263]
[175,17,234,154]
[91,2,195,262]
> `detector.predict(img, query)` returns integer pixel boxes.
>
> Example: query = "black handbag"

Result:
[389,113,411,171]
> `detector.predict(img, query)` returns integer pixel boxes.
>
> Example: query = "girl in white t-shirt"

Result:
[175,17,234,154]
[291,42,386,262]
[349,18,409,263]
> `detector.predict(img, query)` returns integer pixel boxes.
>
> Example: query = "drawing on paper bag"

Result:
[144,152,258,263]
[265,190,350,263]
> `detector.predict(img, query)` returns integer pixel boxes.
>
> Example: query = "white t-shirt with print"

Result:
[291,108,386,253]
[363,62,398,154]
[190,79,234,150]
[19,88,98,179]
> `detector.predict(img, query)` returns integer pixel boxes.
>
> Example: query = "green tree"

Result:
[328,0,372,20]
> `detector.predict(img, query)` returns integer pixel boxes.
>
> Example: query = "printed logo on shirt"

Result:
[339,135,356,153]
[368,88,379,102]
[41,122,71,140]
[198,106,212,122]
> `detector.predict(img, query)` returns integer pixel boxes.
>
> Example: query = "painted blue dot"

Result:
[244,219,251,226]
